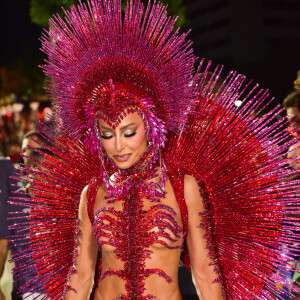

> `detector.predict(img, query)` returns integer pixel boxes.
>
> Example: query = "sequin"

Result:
[92,147,182,299]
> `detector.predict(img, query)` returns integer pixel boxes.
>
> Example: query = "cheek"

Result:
[101,139,113,155]
[129,130,147,151]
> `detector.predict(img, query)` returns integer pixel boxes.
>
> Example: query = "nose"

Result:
[115,134,125,153]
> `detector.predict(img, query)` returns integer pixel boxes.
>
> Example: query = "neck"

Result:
[119,145,158,176]
[101,145,167,203]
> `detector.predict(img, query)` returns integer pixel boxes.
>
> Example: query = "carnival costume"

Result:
[10,0,300,299]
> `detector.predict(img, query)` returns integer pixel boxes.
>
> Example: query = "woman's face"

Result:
[99,111,148,169]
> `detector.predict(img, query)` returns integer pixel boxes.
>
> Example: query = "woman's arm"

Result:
[65,186,98,299]
[184,175,223,300]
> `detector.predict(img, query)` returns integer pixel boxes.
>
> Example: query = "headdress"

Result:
[41,0,199,154]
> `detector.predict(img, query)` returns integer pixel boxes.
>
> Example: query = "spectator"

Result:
[12,149,50,300]
[283,90,300,179]
[7,147,49,300]
[21,130,51,156]
[0,132,51,300]
[282,89,300,299]
[0,157,19,300]
[294,70,300,91]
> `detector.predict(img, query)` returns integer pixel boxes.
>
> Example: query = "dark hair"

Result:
[23,148,54,166]
[23,130,38,140]
[283,90,300,110]
[22,130,51,147]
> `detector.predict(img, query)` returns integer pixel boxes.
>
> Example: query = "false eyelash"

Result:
[124,132,137,138]
[100,135,113,139]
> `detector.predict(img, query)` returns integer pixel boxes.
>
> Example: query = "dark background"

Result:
[184,0,300,108]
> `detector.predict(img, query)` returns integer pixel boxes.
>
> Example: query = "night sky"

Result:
[0,1,42,66]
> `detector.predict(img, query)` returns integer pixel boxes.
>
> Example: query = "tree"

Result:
[30,0,187,28]
[0,46,44,97]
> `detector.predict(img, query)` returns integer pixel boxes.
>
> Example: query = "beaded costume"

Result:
[10,0,300,299]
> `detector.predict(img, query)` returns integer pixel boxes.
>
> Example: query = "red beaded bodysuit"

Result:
[85,151,188,299]
[10,0,300,299]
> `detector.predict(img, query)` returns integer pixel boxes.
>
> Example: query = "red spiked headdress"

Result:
[41,0,199,153]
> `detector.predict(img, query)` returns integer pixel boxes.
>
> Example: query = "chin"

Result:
[113,160,134,170]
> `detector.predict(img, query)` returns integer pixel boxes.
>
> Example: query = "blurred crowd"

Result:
[0,96,52,162]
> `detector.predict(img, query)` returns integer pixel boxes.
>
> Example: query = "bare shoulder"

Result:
[184,174,203,209]
[184,174,198,189]
[80,182,105,205]
[83,179,107,203]
[79,185,89,209]
[82,185,89,196]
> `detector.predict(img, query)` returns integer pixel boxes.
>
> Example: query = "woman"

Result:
[63,111,222,299]
[11,0,300,299]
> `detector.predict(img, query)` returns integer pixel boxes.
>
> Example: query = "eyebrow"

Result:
[100,123,136,131]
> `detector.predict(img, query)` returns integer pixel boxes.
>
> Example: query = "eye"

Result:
[124,131,136,138]
[100,133,114,139]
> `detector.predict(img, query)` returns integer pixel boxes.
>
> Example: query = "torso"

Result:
[92,174,184,300]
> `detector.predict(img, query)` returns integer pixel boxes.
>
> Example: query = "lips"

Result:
[114,154,132,162]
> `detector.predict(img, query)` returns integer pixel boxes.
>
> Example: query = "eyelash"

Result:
[100,131,137,139]
[100,135,113,139]
[124,132,137,138]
